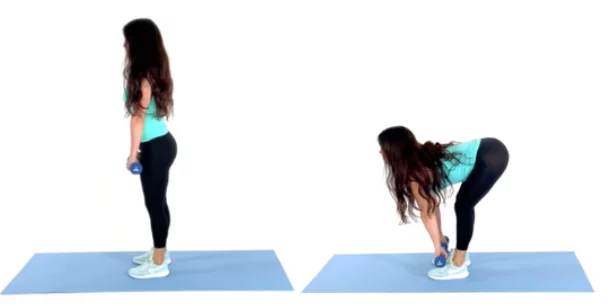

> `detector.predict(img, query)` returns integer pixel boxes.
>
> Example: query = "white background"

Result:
[0,0,611,305]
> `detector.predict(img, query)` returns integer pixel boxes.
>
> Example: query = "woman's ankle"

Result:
[452,249,467,266]
[152,248,167,265]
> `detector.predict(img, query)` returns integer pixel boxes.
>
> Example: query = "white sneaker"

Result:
[128,258,170,279]
[428,259,470,280]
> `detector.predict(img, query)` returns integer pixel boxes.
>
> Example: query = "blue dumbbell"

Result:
[434,235,450,267]
[129,162,143,175]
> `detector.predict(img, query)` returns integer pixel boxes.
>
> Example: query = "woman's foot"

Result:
[427,259,469,280]
[128,257,170,279]
[427,248,472,280]
[133,248,172,265]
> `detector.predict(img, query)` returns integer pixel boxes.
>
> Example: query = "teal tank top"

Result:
[123,91,169,142]
[439,138,482,188]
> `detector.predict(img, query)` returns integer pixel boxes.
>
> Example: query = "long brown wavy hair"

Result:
[378,126,463,224]
[123,18,174,119]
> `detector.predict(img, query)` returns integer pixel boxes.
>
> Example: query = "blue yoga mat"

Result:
[303,251,593,293]
[2,250,293,294]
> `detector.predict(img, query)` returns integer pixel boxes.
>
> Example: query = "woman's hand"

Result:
[434,246,448,260]
[126,154,139,171]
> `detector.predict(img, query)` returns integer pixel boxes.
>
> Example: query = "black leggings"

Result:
[454,137,509,251]
[139,132,177,249]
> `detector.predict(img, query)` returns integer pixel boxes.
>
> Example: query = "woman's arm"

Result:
[129,80,152,158]
[409,182,442,250]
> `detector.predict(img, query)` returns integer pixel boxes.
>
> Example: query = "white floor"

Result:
[0,178,610,305]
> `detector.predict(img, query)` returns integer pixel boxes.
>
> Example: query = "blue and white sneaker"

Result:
[128,257,170,279]
[427,249,471,280]
[133,249,172,265]
[428,260,469,280]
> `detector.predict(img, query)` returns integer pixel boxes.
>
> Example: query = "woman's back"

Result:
[439,138,482,188]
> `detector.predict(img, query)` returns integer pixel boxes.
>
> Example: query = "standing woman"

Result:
[378,126,509,280]
[123,18,177,279]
